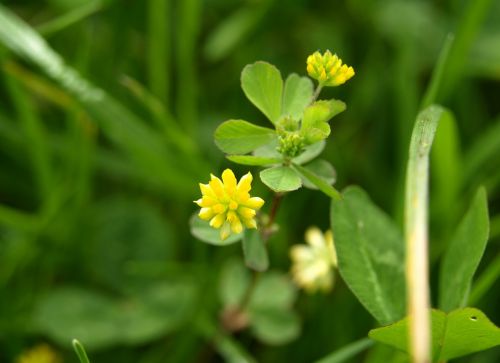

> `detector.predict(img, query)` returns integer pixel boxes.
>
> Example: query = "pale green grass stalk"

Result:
[405,106,443,363]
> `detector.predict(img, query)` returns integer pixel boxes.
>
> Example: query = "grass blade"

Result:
[314,338,373,363]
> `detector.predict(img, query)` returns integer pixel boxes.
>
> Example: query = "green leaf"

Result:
[330,186,406,325]
[241,61,283,124]
[292,140,326,165]
[250,308,300,345]
[219,259,251,307]
[369,308,500,362]
[301,99,346,144]
[242,228,269,271]
[439,187,489,311]
[34,283,196,350]
[226,154,281,166]
[214,119,276,154]
[86,197,174,292]
[282,73,313,120]
[293,163,341,200]
[298,159,336,189]
[252,139,281,158]
[190,214,243,246]
[249,272,296,309]
[260,166,302,192]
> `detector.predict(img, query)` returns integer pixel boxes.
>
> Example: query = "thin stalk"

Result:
[311,84,323,103]
[405,106,443,363]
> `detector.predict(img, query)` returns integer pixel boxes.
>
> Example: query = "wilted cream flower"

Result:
[195,169,265,240]
[307,50,355,86]
[290,227,337,293]
[16,344,60,363]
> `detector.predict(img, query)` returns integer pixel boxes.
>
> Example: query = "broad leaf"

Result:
[330,186,405,325]
[219,259,251,307]
[190,214,243,246]
[439,187,489,311]
[214,120,276,154]
[293,163,340,200]
[241,61,283,124]
[249,272,296,309]
[242,228,269,271]
[227,154,282,166]
[260,166,302,192]
[282,73,313,120]
[369,308,500,362]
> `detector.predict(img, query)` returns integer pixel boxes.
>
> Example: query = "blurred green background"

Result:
[0,0,499,362]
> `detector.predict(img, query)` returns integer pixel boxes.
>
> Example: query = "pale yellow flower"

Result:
[195,169,265,240]
[16,344,60,363]
[290,227,337,293]
[306,50,355,86]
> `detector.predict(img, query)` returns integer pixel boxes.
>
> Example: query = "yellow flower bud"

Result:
[306,50,355,87]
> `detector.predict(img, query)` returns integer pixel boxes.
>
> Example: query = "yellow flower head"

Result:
[306,50,355,86]
[290,227,337,293]
[16,344,60,363]
[195,169,265,240]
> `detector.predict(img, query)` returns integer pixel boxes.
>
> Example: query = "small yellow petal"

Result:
[209,174,225,198]
[210,214,225,229]
[244,197,264,210]
[220,221,231,240]
[222,169,237,194]
[236,172,253,194]
[243,218,257,229]
[199,207,215,220]
[199,183,215,198]
[230,217,243,234]
[238,206,256,219]
[213,203,226,214]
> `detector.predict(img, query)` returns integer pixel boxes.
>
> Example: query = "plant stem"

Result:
[311,84,323,103]
[405,106,442,363]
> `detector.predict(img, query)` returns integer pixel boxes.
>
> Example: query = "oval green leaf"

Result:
[282,73,313,120]
[242,228,269,271]
[330,186,406,325]
[214,119,276,154]
[260,166,302,192]
[241,61,283,124]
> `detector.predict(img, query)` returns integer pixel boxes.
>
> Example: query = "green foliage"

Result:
[300,99,346,144]
[219,260,300,345]
[214,120,276,154]
[330,187,406,325]
[260,166,302,192]
[226,155,282,166]
[190,214,243,245]
[439,187,490,311]
[369,308,500,362]
[293,162,340,199]
[242,228,269,271]
[34,283,197,350]
[241,61,284,124]
[72,339,91,363]
[282,74,314,120]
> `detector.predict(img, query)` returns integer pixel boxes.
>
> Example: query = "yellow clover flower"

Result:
[16,344,60,363]
[195,169,265,240]
[306,50,355,86]
[290,227,338,293]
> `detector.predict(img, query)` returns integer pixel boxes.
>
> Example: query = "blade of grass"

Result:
[72,339,91,363]
[175,0,201,133]
[420,34,454,108]
[0,5,204,196]
[3,73,53,201]
[148,0,170,105]
[405,105,444,363]
[36,0,105,37]
[439,0,495,100]
[313,338,374,363]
